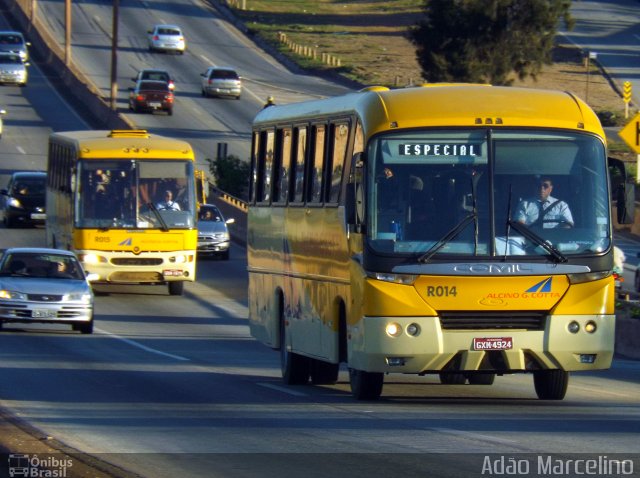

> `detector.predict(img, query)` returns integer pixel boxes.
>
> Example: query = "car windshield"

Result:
[158,28,181,36]
[211,70,238,80]
[0,253,84,280]
[366,129,610,259]
[139,81,168,92]
[199,207,223,222]
[143,72,169,82]
[12,179,45,195]
[0,35,22,45]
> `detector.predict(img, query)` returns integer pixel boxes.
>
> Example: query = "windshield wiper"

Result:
[507,219,567,263]
[418,212,476,263]
[146,202,169,232]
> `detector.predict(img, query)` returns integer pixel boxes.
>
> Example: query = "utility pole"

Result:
[110,0,119,110]
[64,0,71,65]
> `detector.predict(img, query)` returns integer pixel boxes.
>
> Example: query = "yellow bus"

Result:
[46,129,198,295]
[247,84,634,400]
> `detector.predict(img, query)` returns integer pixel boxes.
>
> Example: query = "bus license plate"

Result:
[473,337,513,351]
[32,309,57,318]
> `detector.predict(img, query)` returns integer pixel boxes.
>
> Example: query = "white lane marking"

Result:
[95,327,190,361]
[257,382,309,397]
[16,146,26,154]
[571,384,631,398]
[431,427,518,445]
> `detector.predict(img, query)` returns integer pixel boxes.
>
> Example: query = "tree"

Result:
[409,0,574,85]
[206,155,250,200]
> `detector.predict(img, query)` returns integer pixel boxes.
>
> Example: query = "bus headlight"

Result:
[368,272,417,285]
[567,271,611,284]
[170,255,193,264]
[385,322,402,337]
[585,321,597,333]
[78,253,107,264]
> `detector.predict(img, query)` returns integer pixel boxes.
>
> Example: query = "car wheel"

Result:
[167,108,173,116]
[221,250,230,260]
[73,320,94,334]
[635,271,640,292]
[4,214,15,228]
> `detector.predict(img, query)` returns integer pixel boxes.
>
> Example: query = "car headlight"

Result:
[64,293,93,303]
[8,198,23,208]
[0,289,27,300]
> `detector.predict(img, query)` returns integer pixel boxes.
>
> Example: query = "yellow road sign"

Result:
[623,81,632,103]
[619,112,640,153]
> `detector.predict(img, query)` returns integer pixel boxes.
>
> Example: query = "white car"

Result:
[200,67,242,99]
[0,31,30,62]
[0,248,95,334]
[0,52,28,86]
[148,25,185,54]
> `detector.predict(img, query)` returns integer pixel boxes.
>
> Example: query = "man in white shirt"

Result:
[157,190,181,211]
[514,177,573,228]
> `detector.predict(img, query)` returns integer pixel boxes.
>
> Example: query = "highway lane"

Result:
[561,0,640,106]
[32,0,352,168]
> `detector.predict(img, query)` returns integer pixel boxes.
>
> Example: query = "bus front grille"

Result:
[439,311,546,330]
[111,258,163,266]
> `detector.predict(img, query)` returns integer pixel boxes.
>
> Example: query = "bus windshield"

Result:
[75,159,196,229]
[367,129,609,258]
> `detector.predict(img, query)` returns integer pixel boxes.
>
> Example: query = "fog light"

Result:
[568,321,580,334]
[579,354,596,364]
[386,323,401,337]
[406,323,420,336]
[386,357,406,366]
[585,321,597,333]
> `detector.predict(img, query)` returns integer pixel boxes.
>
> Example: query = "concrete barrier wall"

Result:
[3,0,132,129]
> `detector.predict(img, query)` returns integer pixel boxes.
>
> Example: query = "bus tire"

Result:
[310,359,339,385]
[168,281,184,296]
[280,321,309,385]
[349,368,383,400]
[533,370,569,400]
[466,373,496,385]
[439,373,467,385]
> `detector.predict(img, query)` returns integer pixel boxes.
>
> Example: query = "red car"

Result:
[128,80,174,115]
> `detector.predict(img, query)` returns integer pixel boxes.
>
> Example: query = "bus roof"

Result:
[253,84,604,139]
[49,130,195,159]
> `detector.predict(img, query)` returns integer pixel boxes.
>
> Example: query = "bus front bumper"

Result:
[348,315,615,374]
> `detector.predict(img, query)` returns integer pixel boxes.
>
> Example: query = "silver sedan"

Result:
[0,248,95,333]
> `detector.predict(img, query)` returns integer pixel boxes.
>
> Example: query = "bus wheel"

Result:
[439,373,467,385]
[168,281,184,296]
[280,321,310,385]
[533,370,569,400]
[310,359,339,385]
[466,373,496,385]
[349,368,383,400]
